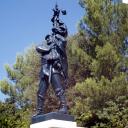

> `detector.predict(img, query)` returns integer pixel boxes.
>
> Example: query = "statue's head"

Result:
[45,34,50,40]
[45,34,52,45]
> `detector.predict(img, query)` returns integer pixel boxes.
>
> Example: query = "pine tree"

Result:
[0,101,30,128]
[0,46,40,108]
[70,0,128,127]
[0,45,41,126]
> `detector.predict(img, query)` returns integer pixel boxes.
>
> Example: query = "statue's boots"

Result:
[55,88,68,114]
[33,95,44,117]
[58,95,68,114]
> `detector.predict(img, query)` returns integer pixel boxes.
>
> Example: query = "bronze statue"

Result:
[35,4,68,115]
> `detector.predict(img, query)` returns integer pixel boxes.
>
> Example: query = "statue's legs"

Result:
[36,76,49,115]
[51,73,68,114]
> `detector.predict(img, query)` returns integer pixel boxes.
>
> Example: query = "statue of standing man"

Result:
[35,4,68,116]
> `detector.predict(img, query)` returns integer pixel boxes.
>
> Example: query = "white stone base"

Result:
[30,119,82,128]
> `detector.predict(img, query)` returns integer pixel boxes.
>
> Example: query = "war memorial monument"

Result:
[30,4,82,128]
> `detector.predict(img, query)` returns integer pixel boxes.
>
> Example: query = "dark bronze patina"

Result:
[35,4,68,116]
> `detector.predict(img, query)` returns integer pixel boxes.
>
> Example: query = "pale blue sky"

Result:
[0,0,84,101]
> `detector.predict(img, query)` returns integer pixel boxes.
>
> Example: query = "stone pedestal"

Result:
[30,112,78,128]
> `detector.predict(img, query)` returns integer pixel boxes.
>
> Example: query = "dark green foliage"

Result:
[67,34,92,86]
[71,75,128,127]
[0,46,40,109]
[69,0,128,127]
[0,102,30,128]
[0,46,40,127]
[78,0,128,80]
[96,95,128,127]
